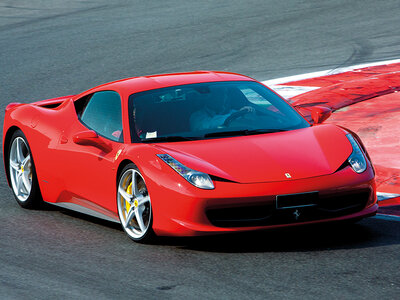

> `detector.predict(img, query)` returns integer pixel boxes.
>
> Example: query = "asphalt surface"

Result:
[1,1,400,299]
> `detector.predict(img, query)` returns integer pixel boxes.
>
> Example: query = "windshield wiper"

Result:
[204,129,287,138]
[142,135,196,143]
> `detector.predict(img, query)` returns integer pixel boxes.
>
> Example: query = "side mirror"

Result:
[73,130,111,152]
[311,105,332,124]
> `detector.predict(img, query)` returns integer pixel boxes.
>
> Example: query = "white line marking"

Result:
[262,58,400,85]
[268,85,319,99]
[373,214,400,222]
[377,192,400,201]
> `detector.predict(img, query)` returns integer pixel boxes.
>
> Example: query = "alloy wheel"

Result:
[117,167,152,240]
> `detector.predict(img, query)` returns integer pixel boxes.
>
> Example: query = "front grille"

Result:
[318,191,370,212]
[206,204,274,227]
[206,190,371,228]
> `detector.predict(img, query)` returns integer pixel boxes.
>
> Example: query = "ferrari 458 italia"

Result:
[2,71,378,242]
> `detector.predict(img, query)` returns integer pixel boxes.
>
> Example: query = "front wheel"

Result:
[117,163,155,242]
[8,130,43,208]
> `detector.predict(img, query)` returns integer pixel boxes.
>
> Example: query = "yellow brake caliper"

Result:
[126,182,132,212]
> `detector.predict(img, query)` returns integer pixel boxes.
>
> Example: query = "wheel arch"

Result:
[116,159,137,185]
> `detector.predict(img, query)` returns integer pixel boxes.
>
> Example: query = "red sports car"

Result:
[2,71,378,242]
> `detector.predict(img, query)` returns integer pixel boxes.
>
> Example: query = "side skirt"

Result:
[49,202,121,224]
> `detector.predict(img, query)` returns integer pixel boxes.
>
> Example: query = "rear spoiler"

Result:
[5,102,24,112]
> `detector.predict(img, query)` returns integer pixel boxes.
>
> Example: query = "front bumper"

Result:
[148,165,377,237]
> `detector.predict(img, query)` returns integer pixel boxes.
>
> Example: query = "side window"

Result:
[80,91,123,142]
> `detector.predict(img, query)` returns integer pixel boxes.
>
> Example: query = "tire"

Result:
[117,163,155,242]
[8,130,43,208]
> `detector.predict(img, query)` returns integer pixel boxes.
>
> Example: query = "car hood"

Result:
[153,124,352,184]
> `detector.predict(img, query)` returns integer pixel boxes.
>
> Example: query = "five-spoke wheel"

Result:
[8,130,42,208]
[117,164,154,242]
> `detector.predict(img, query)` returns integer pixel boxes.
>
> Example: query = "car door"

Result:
[56,90,126,217]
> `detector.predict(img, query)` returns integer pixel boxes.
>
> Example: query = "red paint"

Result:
[378,197,400,208]
[155,125,352,184]
[2,71,377,236]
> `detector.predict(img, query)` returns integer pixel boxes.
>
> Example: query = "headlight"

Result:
[346,134,367,173]
[157,154,214,189]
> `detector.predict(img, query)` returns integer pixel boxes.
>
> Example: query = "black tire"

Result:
[117,163,155,243]
[8,129,43,209]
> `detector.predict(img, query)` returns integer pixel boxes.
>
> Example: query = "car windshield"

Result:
[128,81,310,142]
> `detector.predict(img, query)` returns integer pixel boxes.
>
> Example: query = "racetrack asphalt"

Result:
[1,1,400,299]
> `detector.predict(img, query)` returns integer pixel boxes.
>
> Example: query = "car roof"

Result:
[73,71,256,100]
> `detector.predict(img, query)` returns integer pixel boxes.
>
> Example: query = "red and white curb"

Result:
[377,192,400,202]
[262,59,400,89]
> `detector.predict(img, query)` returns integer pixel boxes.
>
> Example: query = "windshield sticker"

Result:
[146,131,157,139]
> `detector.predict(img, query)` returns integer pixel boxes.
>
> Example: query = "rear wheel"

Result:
[8,130,42,208]
[117,163,154,242]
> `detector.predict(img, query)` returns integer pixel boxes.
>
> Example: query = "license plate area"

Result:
[276,191,318,209]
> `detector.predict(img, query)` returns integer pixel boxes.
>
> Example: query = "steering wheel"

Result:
[223,107,255,126]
